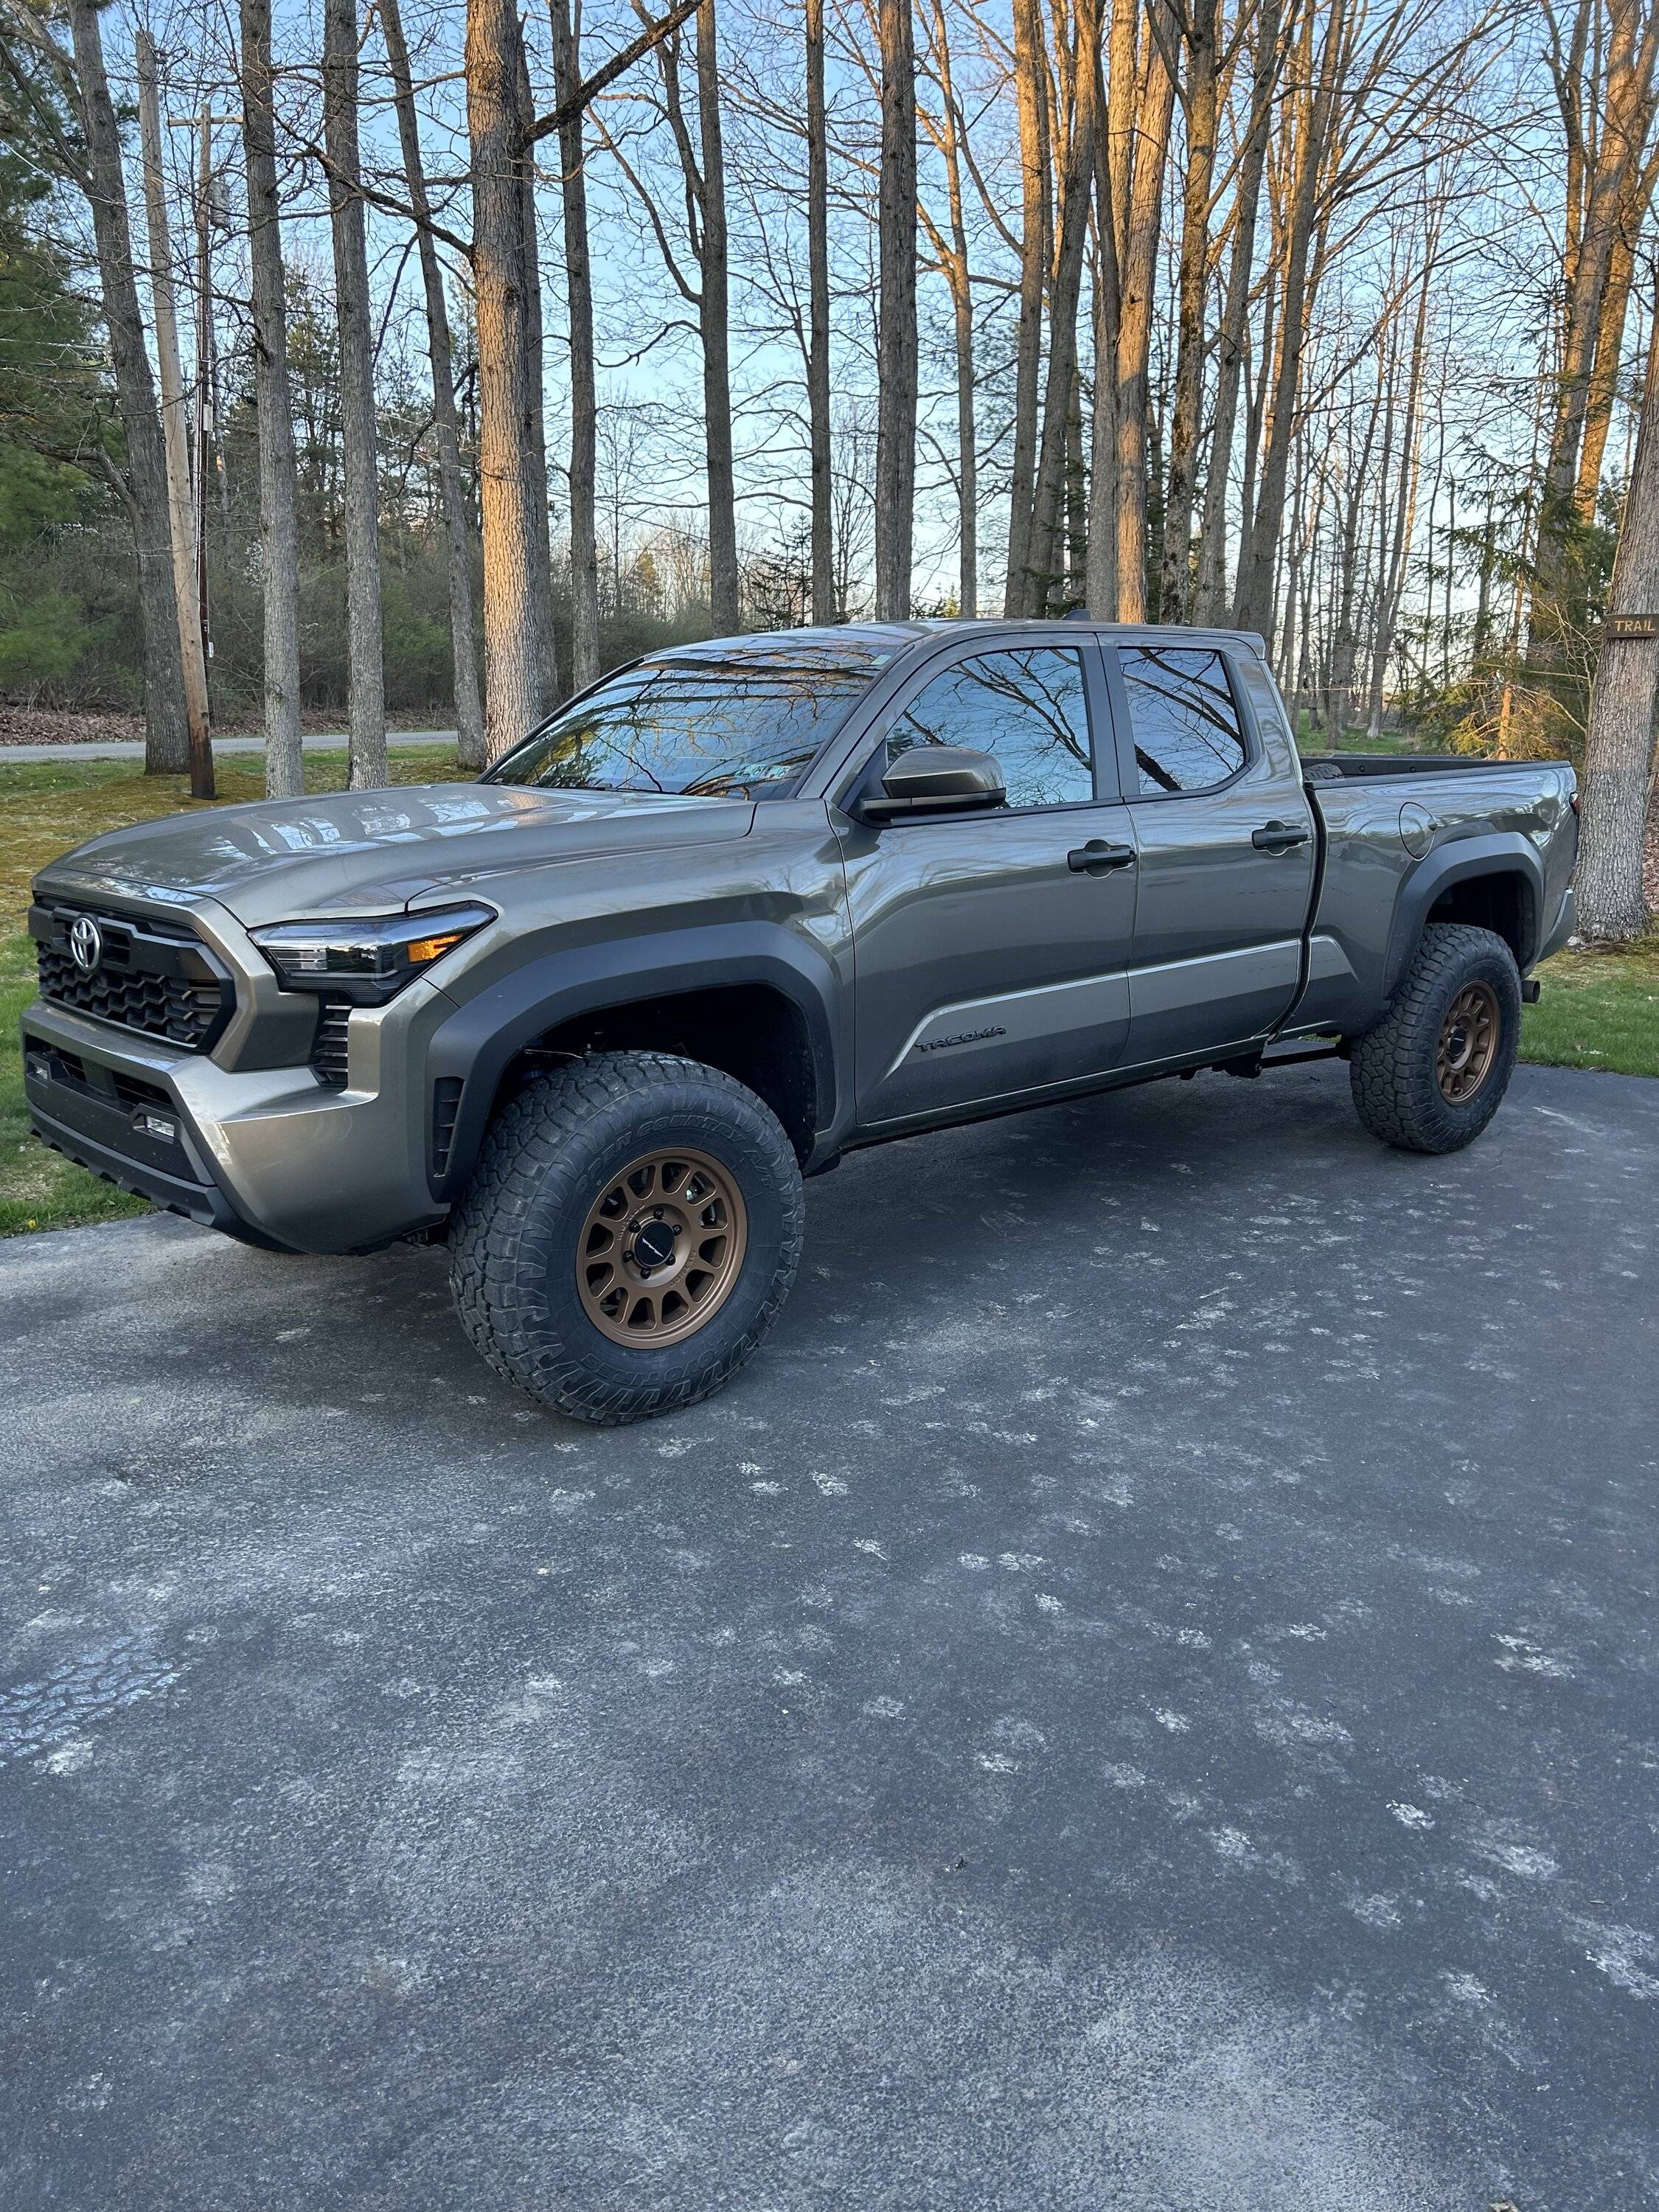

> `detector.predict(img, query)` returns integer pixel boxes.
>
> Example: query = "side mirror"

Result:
[859,745,1006,821]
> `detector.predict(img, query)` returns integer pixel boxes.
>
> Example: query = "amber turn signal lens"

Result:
[406,930,467,965]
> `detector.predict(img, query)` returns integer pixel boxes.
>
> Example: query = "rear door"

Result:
[1106,642,1316,1065]
[839,638,1141,1127]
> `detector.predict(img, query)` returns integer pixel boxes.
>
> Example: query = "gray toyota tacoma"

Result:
[24,620,1578,1422]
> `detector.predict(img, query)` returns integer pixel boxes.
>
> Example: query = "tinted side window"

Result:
[1118,647,1248,795]
[886,647,1093,810]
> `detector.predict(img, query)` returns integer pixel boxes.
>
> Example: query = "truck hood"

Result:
[34,783,757,927]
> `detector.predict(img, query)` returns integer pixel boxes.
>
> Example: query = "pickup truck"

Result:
[23,619,1578,1422]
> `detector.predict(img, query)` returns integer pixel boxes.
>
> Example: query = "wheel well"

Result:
[510,984,821,1162]
[1425,871,1534,967]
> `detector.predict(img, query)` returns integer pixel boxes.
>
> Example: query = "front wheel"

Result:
[1349,922,1523,1153]
[450,1051,805,1424]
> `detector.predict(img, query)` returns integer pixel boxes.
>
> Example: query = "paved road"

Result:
[0,731,459,761]
[2,1060,1655,2211]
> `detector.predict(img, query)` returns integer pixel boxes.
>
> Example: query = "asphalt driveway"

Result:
[3,1060,1655,2211]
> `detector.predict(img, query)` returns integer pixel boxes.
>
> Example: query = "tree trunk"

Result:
[806,0,835,623]
[239,0,305,797]
[517,40,557,708]
[695,3,740,631]
[549,0,599,690]
[135,31,213,785]
[1108,0,1176,621]
[1005,0,1049,614]
[382,0,486,766]
[1158,0,1222,622]
[1234,0,1333,646]
[66,0,189,778]
[874,0,918,621]
[925,0,976,617]
[1579,311,1659,939]
[467,0,542,757]
[1086,132,1123,617]
[1194,0,1275,623]
[1029,0,1100,614]
[323,0,387,788]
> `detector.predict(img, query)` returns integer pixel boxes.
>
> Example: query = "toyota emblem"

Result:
[68,915,103,973]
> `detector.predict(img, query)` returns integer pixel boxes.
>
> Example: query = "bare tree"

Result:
[53,0,189,778]
[467,0,543,754]
[549,0,599,689]
[806,0,835,622]
[239,0,304,797]
[1232,0,1338,643]
[322,0,387,787]
[516,37,558,705]
[1094,0,1175,622]
[1158,0,1230,619]
[1026,0,1100,613]
[874,0,917,619]
[917,0,978,615]
[690,1,738,631]
[135,30,212,782]
[381,0,486,767]
[597,4,739,629]
[1192,0,1281,625]
[1004,0,1049,613]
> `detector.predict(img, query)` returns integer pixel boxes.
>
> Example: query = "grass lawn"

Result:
[1,748,462,1237]
[1,750,1654,1237]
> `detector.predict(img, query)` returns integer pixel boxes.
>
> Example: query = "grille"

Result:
[32,904,233,1051]
[310,998,352,1088]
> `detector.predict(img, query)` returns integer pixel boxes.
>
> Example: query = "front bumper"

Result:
[21,990,448,1255]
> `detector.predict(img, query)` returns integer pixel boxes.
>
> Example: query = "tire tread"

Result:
[1349,922,1521,1153]
[449,1051,804,1424]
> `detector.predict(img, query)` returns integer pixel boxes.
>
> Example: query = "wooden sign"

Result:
[1604,612,1659,641]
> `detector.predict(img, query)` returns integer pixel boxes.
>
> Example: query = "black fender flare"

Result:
[425,922,844,1200]
[1382,832,1545,1001]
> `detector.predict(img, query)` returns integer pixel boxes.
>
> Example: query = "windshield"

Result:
[484,636,896,797]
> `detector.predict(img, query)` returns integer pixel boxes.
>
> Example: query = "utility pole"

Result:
[169,101,238,799]
[135,33,212,797]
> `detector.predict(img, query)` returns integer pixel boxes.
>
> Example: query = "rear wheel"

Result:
[451,1052,804,1424]
[1349,922,1523,1153]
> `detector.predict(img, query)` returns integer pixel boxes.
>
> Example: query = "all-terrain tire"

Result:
[1349,922,1523,1154]
[450,1052,805,1424]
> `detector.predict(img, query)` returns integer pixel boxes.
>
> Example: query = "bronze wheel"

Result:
[1436,980,1500,1104]
[576,1147,748,1348]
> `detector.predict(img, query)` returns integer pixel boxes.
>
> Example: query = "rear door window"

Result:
[885,646,1094,810]
[1117,646,1248,796]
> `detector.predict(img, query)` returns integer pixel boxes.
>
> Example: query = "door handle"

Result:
[1252,820,1311,852]
[1068,840,1136,874]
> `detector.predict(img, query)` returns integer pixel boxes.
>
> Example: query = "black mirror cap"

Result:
[860,745,1007,820]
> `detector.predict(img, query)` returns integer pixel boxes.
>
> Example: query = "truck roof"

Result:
[652,618,1270,660]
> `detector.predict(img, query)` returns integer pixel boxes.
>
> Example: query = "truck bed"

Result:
[1301,752,1542,782]
[1289,754,1579,1040]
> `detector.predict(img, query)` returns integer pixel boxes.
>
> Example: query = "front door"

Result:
[1105,642,1316,1065]
[840,640,1141,1127]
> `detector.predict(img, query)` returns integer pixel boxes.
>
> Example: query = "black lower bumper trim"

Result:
[24,1068,292,1253]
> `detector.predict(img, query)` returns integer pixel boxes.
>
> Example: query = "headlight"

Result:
[249,902,495,1004]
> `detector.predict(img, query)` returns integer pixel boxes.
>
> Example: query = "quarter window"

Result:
[1118,646,1248,795]
[886,647,1093,810]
